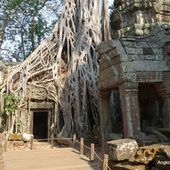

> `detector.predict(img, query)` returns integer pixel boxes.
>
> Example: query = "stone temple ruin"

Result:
[0,60,55,139]
[0,0,169,144]
[98,0,170,142]
[0,0,170,170]
[0,0,102,140]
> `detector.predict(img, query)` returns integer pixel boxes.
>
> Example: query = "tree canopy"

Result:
[0,0,63,62]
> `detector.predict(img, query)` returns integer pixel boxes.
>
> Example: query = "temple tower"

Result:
[98,0,170,140]
[111,0,170,37]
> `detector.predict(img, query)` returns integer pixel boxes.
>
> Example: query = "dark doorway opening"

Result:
[138,83,163,131]
[33,111,48,139]
[110,90,123,133]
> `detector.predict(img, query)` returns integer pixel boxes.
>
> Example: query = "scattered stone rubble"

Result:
[106,139,170,170]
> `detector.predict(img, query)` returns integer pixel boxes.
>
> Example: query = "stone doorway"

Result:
[138,83,163,131]
[33,111,48,139]
[110,90,123,133]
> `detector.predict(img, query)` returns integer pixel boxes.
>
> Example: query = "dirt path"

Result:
[3,147,99,170]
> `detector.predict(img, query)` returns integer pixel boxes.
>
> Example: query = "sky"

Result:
[109,0,114,6]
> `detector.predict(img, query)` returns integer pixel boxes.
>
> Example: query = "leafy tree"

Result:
[0,0,63,61]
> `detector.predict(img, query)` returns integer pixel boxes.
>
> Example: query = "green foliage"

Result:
[4,94,20,115]
[7,0,24,11]
[0,0,62,62]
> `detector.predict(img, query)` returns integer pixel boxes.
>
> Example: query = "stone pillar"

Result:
[119,82,140,138]
[0,141,5,170]
[99,90,112,145]
[163,94,170,128]
[162,74,170,128]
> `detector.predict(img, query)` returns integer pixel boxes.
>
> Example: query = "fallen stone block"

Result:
[22,133,33,142]
[129,145,160,164]
[106,139,138,161]
[9,133,23,141]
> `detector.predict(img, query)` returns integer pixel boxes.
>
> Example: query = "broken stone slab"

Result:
[109,161,145,170]
[8,133,33,142]
[106,139,138,161]
[9,133,23,141]
[129,145,160,164]
[152,144,170,158]
[22,133,33,142]
[129,144,170,165]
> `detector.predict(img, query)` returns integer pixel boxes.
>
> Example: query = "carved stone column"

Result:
[0,141,5,170]
[163,94,170,128]
[99,90,112,145]
[119,82,140,137]
[162,73,170,128]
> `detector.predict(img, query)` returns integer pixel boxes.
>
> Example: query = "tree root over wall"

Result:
[0,0,107,137]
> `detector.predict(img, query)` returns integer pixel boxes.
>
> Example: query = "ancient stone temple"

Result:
[0,0,102,139]
[0,60,55,139]
[98,0,170,142]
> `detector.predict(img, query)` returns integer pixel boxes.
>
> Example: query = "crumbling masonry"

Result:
[98,0,170,142]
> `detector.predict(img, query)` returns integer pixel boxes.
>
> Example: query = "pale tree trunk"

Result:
[0,11,10,58]
[0,32,3,54]
[0,27,6,58]
[102,0,111,41]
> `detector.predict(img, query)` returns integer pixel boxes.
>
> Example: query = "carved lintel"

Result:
[120,82,139,90]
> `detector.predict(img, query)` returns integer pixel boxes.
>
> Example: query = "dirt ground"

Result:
[3,147,100,170]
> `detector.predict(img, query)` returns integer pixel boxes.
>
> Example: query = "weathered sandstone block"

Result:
[107,139,138,161]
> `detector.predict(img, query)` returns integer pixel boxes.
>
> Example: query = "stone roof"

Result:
[97,26,170,89]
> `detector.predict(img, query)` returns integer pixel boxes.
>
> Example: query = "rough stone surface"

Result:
[8,133,23,141]
[153,144,170,158]
[106,139,138,161]
[130,145,160,164]
[111,0,170,38]
[98,25,170,139]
